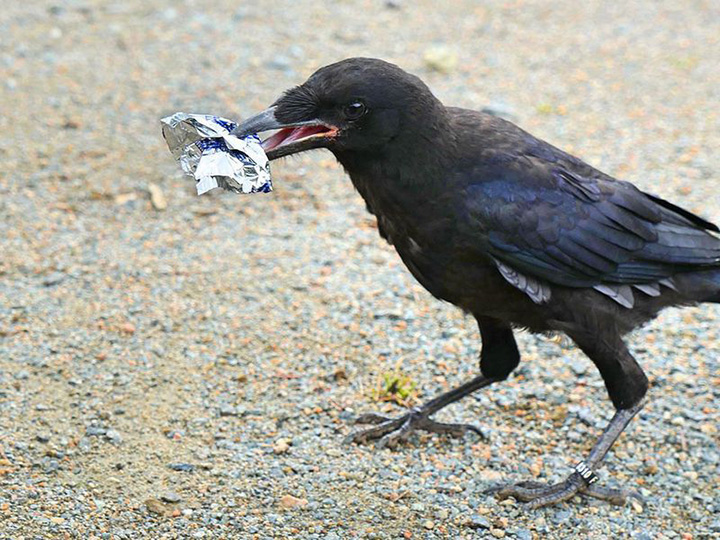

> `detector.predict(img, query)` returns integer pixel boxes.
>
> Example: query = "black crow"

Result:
[233,58,720,507]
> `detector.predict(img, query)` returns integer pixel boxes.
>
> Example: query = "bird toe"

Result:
[346,408,487,449]
[488,471,637,508]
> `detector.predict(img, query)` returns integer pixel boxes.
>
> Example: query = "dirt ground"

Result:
[0,1,718,538]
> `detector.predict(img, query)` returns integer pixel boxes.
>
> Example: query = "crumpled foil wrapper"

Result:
[161,112,271,195]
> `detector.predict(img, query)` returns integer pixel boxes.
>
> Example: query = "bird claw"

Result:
[352,412,395,425]
[345,407,486,449]
[486,472,641,508]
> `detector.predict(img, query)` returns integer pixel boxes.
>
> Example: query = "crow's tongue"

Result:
[261,125,330,151]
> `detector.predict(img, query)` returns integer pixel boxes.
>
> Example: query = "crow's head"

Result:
[233,58,445,161]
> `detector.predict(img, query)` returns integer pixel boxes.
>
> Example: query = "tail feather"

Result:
[675,269,720,304]
[710,288,720,304]
[709,269,720,303]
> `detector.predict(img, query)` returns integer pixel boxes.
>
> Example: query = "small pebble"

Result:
[160,491,182,503]
[42,272,65,287]
[148,183,167,210]
[467,515,491,529]
[279,494,308,508]
[273,439,291,454]
[167,463,195,472]
[105,429,123,445]
[423,45,458,73]
[219,405,239,417]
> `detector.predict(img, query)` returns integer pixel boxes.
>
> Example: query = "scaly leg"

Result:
[488,399,645,508]
[489,329,649,508]
[345,374,496,448]
[346,317,520,449]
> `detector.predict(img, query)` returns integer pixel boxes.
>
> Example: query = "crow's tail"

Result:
[677,269,720,304]
[709,272,720,303]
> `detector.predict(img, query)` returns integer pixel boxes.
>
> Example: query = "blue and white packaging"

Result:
[161,112,272,195]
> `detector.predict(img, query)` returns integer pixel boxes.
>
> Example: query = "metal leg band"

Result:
[574,461,599,485]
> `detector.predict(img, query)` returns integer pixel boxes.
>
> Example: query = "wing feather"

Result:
[463,155,720,306]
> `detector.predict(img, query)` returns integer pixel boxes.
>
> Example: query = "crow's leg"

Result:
[346,317,519,449]
[345,374,496,448]
[489,331,649,508]
[489,399,644,507]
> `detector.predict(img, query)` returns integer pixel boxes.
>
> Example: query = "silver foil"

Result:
[161,112,272,195]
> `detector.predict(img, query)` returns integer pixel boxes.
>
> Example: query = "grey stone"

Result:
[105,429,123,445]
[167,463,195,472]
[160,491,182,503]
[467,515,491,529]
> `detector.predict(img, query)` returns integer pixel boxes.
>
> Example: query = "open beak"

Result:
[231,106,338,161]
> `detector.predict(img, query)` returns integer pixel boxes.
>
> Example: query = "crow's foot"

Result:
[344,408,485,449]
[487,470,640,508]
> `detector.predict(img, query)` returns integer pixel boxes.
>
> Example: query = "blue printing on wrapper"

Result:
[211,116,237,133]
[208,115,261,146]
[195,138,272,193]
[196,138,262,169]
[192,123,269,193]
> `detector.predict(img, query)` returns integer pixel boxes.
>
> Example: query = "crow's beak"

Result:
[232,106,338,160]
[232,106,286,138]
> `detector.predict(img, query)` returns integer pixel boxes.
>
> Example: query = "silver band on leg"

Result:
[574,461,599,485]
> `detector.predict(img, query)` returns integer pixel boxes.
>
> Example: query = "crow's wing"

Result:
[461,155,720,306]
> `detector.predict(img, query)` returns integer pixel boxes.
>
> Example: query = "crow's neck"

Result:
[334,114,455,195]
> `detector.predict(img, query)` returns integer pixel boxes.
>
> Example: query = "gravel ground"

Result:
[1,1,718,538]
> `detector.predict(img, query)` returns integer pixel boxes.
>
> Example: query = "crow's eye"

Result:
[343,101,367,120]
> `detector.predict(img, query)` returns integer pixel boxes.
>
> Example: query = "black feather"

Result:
[643,191,720,232]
